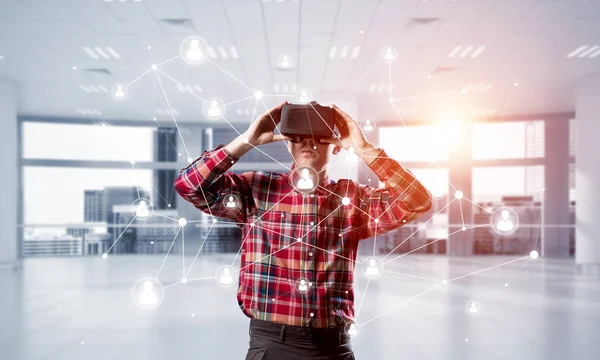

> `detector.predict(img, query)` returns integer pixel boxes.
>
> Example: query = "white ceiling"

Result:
[0,0,599,123]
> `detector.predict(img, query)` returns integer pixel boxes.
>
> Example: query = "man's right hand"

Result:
[244,101,292,146]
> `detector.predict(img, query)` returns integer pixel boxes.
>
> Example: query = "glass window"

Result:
[23,167,153,227]
[472,166,544,203]
[379,125,450,162]
[472,122,526,159]
[23,122,154,161]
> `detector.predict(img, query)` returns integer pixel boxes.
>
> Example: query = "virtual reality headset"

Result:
[279,103,336,143]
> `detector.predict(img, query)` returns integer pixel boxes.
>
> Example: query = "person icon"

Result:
[207,100,222,117]
[496,210,514,232]
[384,47,395,60]
[346,146,358,163]
[114,85,125,98]
[299,91,309,103]
[365,258,380,276]
[348,323,357,336]
[186,39,204,61]
[363,119,373,132]
[281,56,291,68]
[136,200,150,218]
[139,281,158,305]
[219,268,233,285]
[297,168,314,190]
[468,302,479,313]
[226,196,237,208]
[298,279,308,292]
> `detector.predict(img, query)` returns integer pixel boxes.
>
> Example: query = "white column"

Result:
[575,73,600,275]
[0,77,19,268]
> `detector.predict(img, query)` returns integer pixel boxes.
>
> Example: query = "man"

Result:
[174,102,432,360]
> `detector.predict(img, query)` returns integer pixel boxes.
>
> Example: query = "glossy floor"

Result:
[1,253,599,360]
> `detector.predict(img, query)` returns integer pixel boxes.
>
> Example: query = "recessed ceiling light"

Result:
[567,45,600,58]
[448,45,486,58]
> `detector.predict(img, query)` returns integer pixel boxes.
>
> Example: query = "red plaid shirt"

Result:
[174,145,432,328]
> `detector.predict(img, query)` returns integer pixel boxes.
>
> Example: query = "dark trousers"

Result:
[245,319,355,360]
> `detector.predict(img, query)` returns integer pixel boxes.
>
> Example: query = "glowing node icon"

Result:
[178,218,188,227]
[454,191,463,200]
[101,253,108,259]
[342,197,351,206]
[431,187,446,200]
[203,98,226,120]
[215,265,237,287]
[187,157,194,163]
[466,301,481,314]
[151,64,157,70]
[131,198,153,220]
[345,322,360,337]
[111,83,128,100]
[254,91,263,100]
[180,36,208,65]
[530,250,539,260]
[97,121,110,129]
[345,145,361,164]
[381,46,398,62]
[296,89,312,104]
[490,207,519,236]
[360,118,376,134]
[181,277,187,284]
[292,166,318,194]
[131,277,164,310]
[278,54,293,69]
[361,256,383,279]
[295,278,310,293]
[223,194,241,211]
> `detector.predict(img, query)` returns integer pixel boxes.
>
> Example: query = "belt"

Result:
[249,319,349,345]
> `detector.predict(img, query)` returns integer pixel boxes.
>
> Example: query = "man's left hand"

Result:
[319,104,374,156]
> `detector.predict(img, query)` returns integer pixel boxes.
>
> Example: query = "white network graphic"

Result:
[80,37,542,346]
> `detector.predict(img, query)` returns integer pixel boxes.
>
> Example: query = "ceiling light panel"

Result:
[82,46,122,59]
[448,45,486,58]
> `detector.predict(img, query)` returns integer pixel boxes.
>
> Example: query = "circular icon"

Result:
[131,198,153,220]
[295,278,310,293]
[466,301,481,314]
[222,194,241,211]
[215,265,237,287]
[344,321,360,337]
[360,118,376,134]
[361,256,383,279]
[131,277,164,310]
[292,166,318,194]
[180,36,209,65]
[278,53,293,69]
[111,83,128,100]
[203,97,226,120]
[490,207,519,236]
[431,187,446,200]
[296,89,312,104]
[345,145,362,164]
[381,46,398,62]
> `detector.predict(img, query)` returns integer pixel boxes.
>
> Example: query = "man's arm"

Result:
[174,137,254,224]
[354,142,432,239]
[174,101,290,223]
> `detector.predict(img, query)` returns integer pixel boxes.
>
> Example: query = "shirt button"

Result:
[309,252,313,256]
[310,221,314,226]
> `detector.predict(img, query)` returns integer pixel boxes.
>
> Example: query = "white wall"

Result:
[0,78,19,267]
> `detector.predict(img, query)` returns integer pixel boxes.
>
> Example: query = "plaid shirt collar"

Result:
[286,163,332,194]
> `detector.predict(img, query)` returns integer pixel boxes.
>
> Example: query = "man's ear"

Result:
[332,145,341,155]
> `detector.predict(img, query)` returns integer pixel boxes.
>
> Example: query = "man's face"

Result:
[287,137,332,172]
